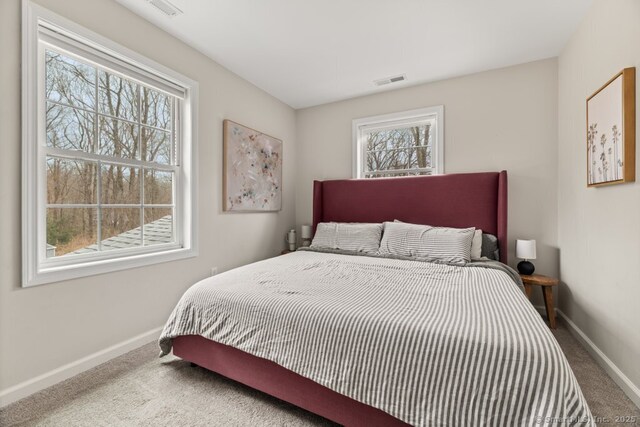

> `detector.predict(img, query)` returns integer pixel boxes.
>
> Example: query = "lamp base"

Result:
[517,260,535,275]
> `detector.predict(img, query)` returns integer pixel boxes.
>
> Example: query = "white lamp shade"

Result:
[516,239,537,260]
[301,225,312,239]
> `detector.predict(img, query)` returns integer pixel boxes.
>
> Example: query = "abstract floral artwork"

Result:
[586,67,636,187]
[223,120,282,211]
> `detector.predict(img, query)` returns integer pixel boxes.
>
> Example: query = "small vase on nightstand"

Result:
[517,260,535,275]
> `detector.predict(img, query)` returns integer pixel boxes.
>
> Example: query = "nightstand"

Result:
[520,274,559,329]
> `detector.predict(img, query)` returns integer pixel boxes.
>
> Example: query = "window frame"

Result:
[352,106,444,178]
[22,2,199,287]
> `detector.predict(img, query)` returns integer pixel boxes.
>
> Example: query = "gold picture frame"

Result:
[586,67,635,187]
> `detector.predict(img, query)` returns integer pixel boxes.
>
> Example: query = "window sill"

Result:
[24,246,198,287]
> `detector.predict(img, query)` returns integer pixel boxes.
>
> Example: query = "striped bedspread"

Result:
[159,250,593,426]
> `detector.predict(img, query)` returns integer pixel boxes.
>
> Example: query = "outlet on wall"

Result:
[210,267,218,276]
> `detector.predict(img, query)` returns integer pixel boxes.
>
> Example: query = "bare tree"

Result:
[46,51,174,255]
[365,123,432,177]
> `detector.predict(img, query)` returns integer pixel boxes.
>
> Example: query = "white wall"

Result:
[0,0,296,400]
[4,0,638,410]
[558,0,640,396]
[296,59,559,279]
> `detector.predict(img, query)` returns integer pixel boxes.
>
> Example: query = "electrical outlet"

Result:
[210,267,218,276]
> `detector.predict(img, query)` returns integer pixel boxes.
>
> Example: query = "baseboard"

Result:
[555,309,640,409]
[532,304,548,317]
[0,326,163,407]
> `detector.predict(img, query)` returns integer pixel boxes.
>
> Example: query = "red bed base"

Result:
[173,335,409,426]
[174,171,508,425]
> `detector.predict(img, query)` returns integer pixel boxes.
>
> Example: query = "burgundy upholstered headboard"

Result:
[312,171,508,264]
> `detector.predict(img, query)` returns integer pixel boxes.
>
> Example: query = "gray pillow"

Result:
[481,233,500,260]
[379,221,475,265]
[310,222,383,254]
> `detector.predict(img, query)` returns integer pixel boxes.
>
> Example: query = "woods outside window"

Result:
[353,106,443,178]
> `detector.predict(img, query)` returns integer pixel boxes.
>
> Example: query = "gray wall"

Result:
[0,0,296,394]
[558,0,640,393]
[295,59,559,281]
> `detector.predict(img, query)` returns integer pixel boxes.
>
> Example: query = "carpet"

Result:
[1,321,638,426]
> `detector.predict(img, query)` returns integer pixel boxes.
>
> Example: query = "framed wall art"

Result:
[223,120,282,211]
[586,67,635,187]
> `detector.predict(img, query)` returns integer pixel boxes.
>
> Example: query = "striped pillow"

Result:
[310,222,383,254]
[379,221,475,265]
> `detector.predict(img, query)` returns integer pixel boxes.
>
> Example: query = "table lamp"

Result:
[516,239,536,275]
[301,225,312,247]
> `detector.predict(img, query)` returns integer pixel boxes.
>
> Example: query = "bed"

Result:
[160,171,593,426]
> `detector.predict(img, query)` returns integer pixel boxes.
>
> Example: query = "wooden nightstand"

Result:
[520,274,559,329]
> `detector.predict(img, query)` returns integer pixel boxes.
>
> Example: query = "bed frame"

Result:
[173,171,508,426]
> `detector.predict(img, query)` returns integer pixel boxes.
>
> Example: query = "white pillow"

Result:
[310,222,383,254]
[471,229,483,259]
[381,221,475,265]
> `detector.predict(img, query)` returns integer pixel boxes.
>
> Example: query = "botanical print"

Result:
[224,120,282,211]
[587,75,624,185]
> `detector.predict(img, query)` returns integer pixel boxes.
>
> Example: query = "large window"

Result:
[23,3,198,286]
[352,106,443,178]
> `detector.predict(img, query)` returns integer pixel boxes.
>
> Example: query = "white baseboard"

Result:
[0,326,163,408]
[556,309,640,409]
[532,305,640,408]
[532,305,549,317]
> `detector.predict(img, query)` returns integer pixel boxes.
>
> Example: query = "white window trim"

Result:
[352,106,444,178]
[22,1,199,287]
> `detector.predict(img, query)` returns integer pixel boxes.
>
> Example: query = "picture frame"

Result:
[586,67,636,187]
[223,120,283,212]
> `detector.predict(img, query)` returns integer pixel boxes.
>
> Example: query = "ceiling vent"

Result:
[147,0,183,17]
[374,74,407,86]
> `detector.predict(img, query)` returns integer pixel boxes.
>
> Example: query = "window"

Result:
[23,3,198,286]
[352,106,443,178]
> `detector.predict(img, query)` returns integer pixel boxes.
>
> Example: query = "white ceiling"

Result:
[115,0,592,109]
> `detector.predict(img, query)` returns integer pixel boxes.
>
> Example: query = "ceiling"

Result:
[115,0,592,109]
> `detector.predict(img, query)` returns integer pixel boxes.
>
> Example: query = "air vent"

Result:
[374,74,407,86]
[147,0,183,17]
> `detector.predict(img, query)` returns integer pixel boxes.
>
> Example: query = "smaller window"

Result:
[353,106,443,178]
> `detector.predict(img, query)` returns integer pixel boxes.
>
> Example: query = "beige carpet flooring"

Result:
[1,321,639,426]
